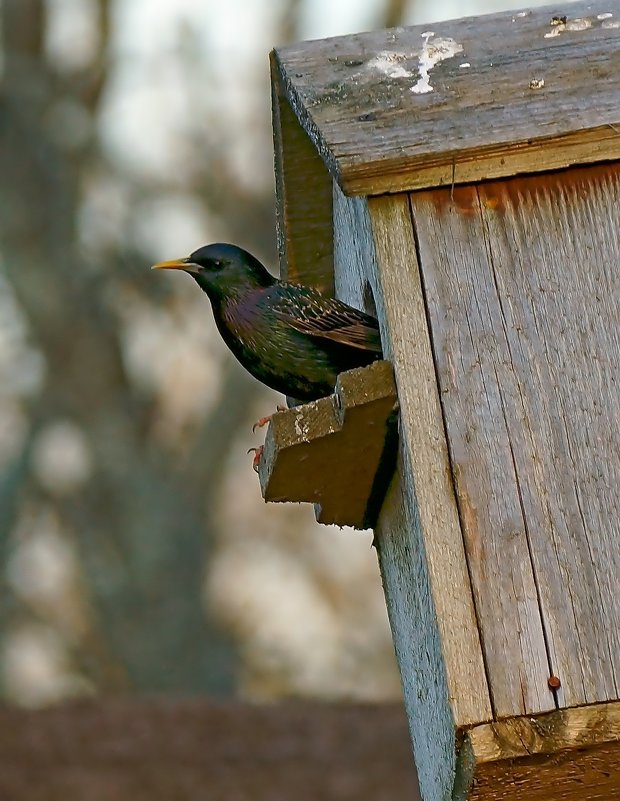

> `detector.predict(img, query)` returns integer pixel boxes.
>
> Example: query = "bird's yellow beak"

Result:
[151,257,192,271]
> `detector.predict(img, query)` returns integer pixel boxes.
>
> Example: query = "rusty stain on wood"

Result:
[258,360,398,529]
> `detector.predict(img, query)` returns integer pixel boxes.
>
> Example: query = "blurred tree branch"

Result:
[381,0,412,29]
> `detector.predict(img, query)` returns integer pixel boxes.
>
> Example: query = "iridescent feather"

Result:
[153,243,383,404]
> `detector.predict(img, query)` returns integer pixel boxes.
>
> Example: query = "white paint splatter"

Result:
[412,31,463,95]
[516,11,529,17]
[597,12,613,20]
[459,62,471,69]
[367,51,412,79]
[293,413,310,441]
[365,33,463,94]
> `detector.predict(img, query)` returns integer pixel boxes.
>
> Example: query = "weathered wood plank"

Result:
[413,185,553,718]
[270,54,334,291]
[457,700,620,801]
[333,186,492,801]
[416,162,620,718]
[273,0,620,195]
[476,166,620,707]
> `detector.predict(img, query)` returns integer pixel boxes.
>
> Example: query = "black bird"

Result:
[152,243,383,406]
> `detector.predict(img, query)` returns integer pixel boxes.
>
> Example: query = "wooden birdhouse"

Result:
[261,1,620,799]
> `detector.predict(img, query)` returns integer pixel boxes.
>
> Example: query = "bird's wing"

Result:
[272,289,382,353]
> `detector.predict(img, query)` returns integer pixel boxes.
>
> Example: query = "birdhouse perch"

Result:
[258,360,399,529]
[266,2,620,800]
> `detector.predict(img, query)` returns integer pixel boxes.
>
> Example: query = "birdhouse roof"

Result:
[271,0,620,196]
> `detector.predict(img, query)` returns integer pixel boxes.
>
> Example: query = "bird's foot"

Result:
[247,446,264,473]
[252,405,287,433]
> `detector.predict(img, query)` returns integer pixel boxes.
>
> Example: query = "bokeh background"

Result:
[1,0,556,706]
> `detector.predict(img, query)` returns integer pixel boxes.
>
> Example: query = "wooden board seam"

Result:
[476,184,557,712]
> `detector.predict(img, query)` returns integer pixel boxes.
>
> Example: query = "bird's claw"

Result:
[252,416,272,433]
[247,446,264,472]
[251,405,287,433]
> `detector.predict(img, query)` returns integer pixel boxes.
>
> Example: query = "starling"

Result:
[152,243,383,405]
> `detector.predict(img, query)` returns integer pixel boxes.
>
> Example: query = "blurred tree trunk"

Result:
[0,0,400,703]
[0,0,264,695]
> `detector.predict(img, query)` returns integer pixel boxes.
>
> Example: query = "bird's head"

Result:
[152,243,275,301]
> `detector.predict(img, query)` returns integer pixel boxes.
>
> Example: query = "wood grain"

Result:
[457,700,620,801]
[416,162,620,718]
[413,185,552,717]
[333,186,491,801]
[270,55,334,292]
[273,0,620,195]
